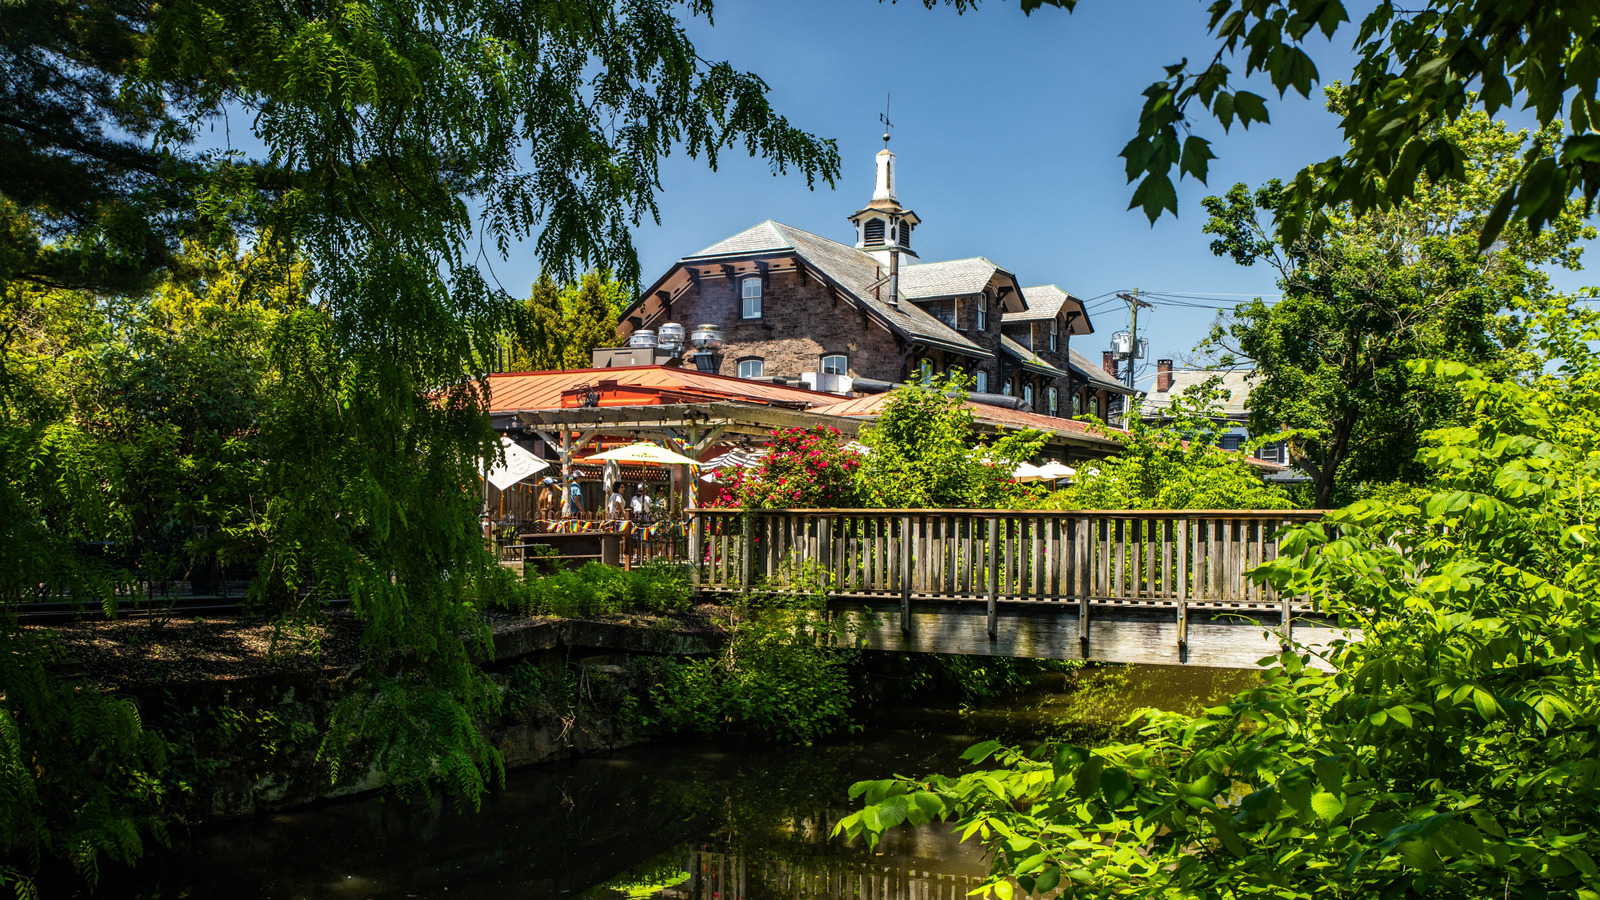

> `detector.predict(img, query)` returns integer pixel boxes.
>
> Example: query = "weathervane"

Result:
[880,91,893,147]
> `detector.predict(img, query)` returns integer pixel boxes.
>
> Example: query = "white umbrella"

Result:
[578,442,701,466]
[1035,460,1076,481]
[701,448,767,469]
[843,441,871,455]
[1012,461,1049,482]
[486,436,551,490]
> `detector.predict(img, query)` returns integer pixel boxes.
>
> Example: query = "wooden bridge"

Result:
[687,509,1350,669]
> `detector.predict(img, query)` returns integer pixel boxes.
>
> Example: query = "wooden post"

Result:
[741,513,755,588]
[899,515,912,634]
[1176,516,1189,649]
[986,516,999,640]
[1077,516,1090,652]
[689,512,703,586]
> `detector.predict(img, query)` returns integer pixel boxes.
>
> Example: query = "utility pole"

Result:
[1114,288,1153,391]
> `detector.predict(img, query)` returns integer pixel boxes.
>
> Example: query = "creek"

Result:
[77,664,1253,900]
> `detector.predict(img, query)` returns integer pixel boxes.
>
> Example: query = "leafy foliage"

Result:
[496,561,693,619]
[707,425,864,509]
[3,0,838,886]
[838,306,1600,898]
[1035,382,1293,511]
[854,375,1045,509]
[649,562,857,744]
[503,271,631,372]
[1202,109,1594,507]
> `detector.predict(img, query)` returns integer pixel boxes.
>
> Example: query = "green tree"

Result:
[506,275,567,372]
[560,271,626,369]
[1200,109,1593,508]
[839,301,1600,899]
[1042,382,1293,511]
[3,0,838,889]
[854,374,1045,509]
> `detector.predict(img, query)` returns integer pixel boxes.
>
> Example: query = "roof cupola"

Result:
[848,140,920,265]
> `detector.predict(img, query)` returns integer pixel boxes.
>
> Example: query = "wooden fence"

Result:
[689,509,1326,643]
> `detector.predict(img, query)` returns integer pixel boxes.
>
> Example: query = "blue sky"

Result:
[553,0,1365,376]
[571,0,1589,379]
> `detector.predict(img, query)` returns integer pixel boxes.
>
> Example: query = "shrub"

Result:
[495,561,692,618]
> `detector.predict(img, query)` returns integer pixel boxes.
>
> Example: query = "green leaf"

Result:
[1233,91,1269,126]
[1180,135,1216,183]
[1129,173,1178,222]
[1310,791,1344,823]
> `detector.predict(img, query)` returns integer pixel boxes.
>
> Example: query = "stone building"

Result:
[617,143,1123,420]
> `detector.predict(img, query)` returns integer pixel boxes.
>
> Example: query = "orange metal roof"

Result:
[810,393,1116,441]
[811,393,1285,469]
[487,365,839,413]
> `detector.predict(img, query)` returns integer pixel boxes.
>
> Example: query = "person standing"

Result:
[630,483,652,524]
[606,484,626,521]
[537,476,560,520]
[567,477,585,518]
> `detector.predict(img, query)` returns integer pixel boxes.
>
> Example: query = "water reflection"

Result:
[72,665,1253,900]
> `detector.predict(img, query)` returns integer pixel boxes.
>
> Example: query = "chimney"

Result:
[1157,359,1174,392]
[1102,350,1118,378]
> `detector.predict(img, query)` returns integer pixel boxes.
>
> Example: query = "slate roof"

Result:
[897,257,1008,300]
[1067,349,1134,394]
[683,220,990,359]
[1007,285,1077,322]
[1138,368,1257,417]
[999,336,1068,377]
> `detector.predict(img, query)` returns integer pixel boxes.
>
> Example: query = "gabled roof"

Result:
[486,365,838,413]
[650,220,991,359]
[898,257,1010,300]
[1067,349,1135,395]
[1139,367,1257,417]
[692,220,792,258]
[999,336,1068,378]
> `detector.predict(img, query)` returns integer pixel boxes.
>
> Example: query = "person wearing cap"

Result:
[537,476,560,520]
[567,477,585,517]
[630,483,652,524]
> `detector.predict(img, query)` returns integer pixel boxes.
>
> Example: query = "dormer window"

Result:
[741,276,762,319]
[864,219,885,244]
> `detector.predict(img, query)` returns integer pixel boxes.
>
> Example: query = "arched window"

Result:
[1002,381,1013,397]
[975,370,989,393]
[820,354,847,375]
[741,277,762,319]
[1048,387,1059,415]
[737,358,764,379]
[1023,385,1035,409]
[864,219,885,244]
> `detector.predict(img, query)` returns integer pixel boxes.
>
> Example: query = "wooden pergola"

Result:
[492,401,867,516]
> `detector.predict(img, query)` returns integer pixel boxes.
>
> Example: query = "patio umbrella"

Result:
[1012,461,1049,482]
[701,448,767,469]
[1034,460,1076,481]
[579,442,701,466]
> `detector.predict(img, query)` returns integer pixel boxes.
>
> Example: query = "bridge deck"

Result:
[689,509,1348,669]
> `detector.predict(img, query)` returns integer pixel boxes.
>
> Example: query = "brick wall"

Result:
[665,268,908,381]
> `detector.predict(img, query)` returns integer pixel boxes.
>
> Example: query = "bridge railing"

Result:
[689,508,1327,636]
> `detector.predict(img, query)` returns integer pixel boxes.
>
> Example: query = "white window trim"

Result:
[975,370,989,393]
[737,358,764,379]
[740,276,762,319]
[820,354,847,376]
[976,294,988,331]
